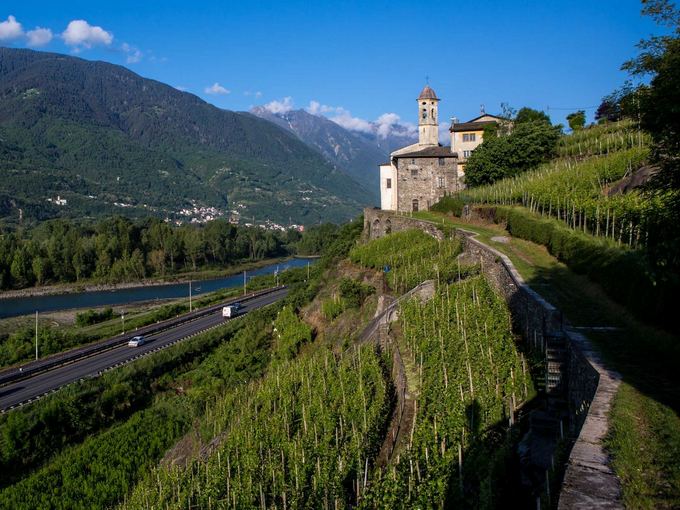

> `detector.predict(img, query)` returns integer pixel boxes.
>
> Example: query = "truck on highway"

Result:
[222,302,242,319]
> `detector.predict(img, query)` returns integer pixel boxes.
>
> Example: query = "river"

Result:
[0,258,316,319]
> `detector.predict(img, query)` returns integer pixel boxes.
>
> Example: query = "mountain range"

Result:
[250,107,416,194]
[0,48,379,226]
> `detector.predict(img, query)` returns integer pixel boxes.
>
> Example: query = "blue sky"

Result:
[0,0,661,140]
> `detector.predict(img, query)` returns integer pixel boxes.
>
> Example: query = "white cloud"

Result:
[266,96,419,141]
[306,100,342,115]
[121,42,142,63]
[329,108,373,134]
[204,82,230,95]
[0,15,23,41]
[375,113,403,138]
[264,96,294,114]
[26,27,53,47]
[439,124,451,145]
[62,19,113,49]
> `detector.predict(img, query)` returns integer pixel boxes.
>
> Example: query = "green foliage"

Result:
[0,49,371,226]
[464,121,562,187]
[121,345,390,509]
[492,206,676,330]
[556,119,650,158]
[0,216,299,290]
[361,276,533,507]
[321,297,346,321]
[566,110,586,131]
[430,196,465,216]
[515,107,551,125]
[0,303,282,504]
[339,278,375,308]
[596,82,645,123]
[272,305,312,361]
[0,320,242,487]
[458,144,655,251]
[75,307,114,327]
[294,223,340,255]
[349,230,471,292]
[0,400,190,510]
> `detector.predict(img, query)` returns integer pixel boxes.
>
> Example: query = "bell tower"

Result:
[417,84,439,146]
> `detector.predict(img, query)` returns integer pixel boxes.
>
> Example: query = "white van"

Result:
[128,335,146,347]
[222,302,242,319]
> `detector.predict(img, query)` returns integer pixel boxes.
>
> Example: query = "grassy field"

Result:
[414,210,680,508]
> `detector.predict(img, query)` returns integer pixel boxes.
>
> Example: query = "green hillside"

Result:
[0,48,372,225]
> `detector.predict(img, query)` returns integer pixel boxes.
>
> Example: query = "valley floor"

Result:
[414,210,680,509]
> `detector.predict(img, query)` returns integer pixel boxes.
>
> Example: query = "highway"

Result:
[0,287,288,412]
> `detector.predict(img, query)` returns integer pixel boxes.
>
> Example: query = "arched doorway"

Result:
[412,199,419,212]
[372,218,382,238]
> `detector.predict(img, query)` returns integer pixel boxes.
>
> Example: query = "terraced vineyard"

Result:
[361,275,533,507]
[122,343,390,509]
[457,121,669,249]
[109,228,532,508]
[348,230,474,292]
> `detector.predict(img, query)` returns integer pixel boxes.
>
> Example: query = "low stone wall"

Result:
[363,208,445,241]
[363,208,622,508]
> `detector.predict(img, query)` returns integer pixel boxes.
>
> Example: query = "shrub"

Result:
[493,206,676,330]
[75,308,114,327]
[321,297,345,321]
[339,277,374,308]
[431,196,465,216]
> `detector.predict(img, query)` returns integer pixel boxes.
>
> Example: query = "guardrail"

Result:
[0,286,285,387]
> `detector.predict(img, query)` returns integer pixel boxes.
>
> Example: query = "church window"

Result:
[422,101,426,105]
[462,133,476,142]
[422,109,427,119]
[412,199,419,212]
[431,109,435,119]
[386,178,392,189]
[411,168,418,177]
[438,176,445,188]
[411,159,415,164]
[438,157,445,166]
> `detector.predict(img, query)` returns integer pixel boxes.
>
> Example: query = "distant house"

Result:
[450,112,511,176]
[379,86,461,213]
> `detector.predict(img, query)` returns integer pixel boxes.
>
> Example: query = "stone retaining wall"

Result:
[363,208,622,508]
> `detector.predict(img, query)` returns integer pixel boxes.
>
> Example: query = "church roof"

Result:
[418,85,438,100]
[393,145,457,159]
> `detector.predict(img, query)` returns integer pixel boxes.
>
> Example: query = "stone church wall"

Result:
[395,158,458,212]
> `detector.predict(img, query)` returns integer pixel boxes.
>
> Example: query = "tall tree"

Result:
[566,110,586,130]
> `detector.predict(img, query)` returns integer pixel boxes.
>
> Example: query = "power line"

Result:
[546,105,599,111]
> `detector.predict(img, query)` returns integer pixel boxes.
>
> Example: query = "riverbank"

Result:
[0,257,292,300]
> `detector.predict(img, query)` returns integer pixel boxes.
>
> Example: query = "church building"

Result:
[379,85,461,212]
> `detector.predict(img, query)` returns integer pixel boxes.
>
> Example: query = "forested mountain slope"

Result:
[0,48,372,225]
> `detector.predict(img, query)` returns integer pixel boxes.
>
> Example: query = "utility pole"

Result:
[121,310,125,335]
[35,310,38,360]
[307,261,310,281]
[275,266,279,287]
[243,270,247,295]
[189,280,192,312]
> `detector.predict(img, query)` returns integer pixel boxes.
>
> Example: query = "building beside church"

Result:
[379,85,460,212]
[450,112,509,175]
